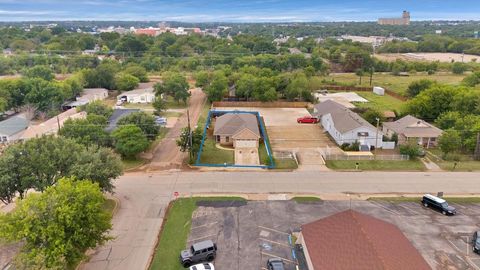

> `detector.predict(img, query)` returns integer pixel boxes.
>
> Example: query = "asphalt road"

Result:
[80,170,480,270]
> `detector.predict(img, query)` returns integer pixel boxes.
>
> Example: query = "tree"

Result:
[111,125,150,158]
[59,116,110,147]
[154,73,190,103]
[0,144,34,203]
[115,73,139,91]
[117,112,159,140]
[24,78,65,112]
[194,71,210,87]
[462,71,480,87]
[355,69,364,85]
[406,79,434,98]
[451,62,468,74]
[404,85,459,120]
[177,127,203,163]
[438,130,462,157]
[82,61,120,90]
[82,100,113,118]
[399,143,422,159]
[361,109,384,126]
[205,72,228,102]
[23,65,54,81]
[0,178,112,269]
[152,98,167,115]
[286,73,308,101]
[124,64,148,82]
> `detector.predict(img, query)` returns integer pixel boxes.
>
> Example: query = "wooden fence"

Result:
[212,101,309,108]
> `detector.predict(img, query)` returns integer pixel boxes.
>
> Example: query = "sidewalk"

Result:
[421,157,443,172]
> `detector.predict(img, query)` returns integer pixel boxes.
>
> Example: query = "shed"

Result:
[373,86,385,96]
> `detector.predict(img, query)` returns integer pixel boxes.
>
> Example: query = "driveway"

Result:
[234,147,260,166]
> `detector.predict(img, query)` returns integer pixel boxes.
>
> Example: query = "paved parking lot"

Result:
[186,200,480,270]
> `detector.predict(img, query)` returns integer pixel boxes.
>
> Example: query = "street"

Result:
[80,170,480,270]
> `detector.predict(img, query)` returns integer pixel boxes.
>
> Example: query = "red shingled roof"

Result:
[301,210,431,270]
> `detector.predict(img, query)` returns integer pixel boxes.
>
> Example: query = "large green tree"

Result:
[0,178,112,269]
[115,73,139,91]
[117,112,159,140]
[22,65,54,81]
[205,72,228,102]
[111,125,150,158]
[59,115,110,147]
[154,73,190,103]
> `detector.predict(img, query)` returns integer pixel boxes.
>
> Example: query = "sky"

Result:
[1,0,480,22]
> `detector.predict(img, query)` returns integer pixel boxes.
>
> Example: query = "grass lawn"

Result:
[199,138,234,165]
[195,102,211,130]
[427,149,480,172]
[165,96,188,110]
[318,72,467,96]
[274,158,299,170]
[325,159,425,171]
[121,157,147,170]
[368,196,480,204]
[162,111,184,117]
[123,103,154,110]
[149,197,245,270]
[291,196,322,203]
[355,92,405,112]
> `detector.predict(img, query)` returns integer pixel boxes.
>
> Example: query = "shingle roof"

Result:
[213,113,260,138]
[383,115,442,138]
[314,100,376,133]
[0,115,29,136]
[302,210,431,270]
[21,109,86,139]
[106,109,140,132]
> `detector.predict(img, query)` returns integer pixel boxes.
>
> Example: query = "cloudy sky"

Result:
[0,0,479,22]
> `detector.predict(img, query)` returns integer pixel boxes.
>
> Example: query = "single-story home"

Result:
[382,115,443,148]
[20,108,86,140]
[63,88,109,110]
[313,100,383,149]
[0,114,29,144]
[213,113,261,149]
[106,109,140,132]
[297,210,431,270]
[117,88,155,104]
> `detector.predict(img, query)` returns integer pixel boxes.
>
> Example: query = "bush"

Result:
[452,62,468,74]
[341,141,360,151]
[399,143,422,159]
[115,73,139,91]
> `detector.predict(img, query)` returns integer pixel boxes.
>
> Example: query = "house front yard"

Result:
[198,138,234,165]
[427,149,480,171]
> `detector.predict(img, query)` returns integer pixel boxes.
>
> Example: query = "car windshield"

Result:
[441,202,449,208]
[477,238,480,245]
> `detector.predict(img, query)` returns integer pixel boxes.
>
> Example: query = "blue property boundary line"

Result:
[195,110,275,169]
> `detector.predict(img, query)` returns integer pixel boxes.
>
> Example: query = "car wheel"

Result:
[423,203,428,207]
[182,261,192,267]
[207,254,215,262]
[473,246,476,252]
[442,210,447,215]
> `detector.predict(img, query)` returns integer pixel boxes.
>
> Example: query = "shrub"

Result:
[399,143,422,159]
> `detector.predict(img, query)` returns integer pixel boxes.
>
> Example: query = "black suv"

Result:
[267,258,285,270]
[473,231,480,254]
[180,240,217,267]
[421,194,456,215]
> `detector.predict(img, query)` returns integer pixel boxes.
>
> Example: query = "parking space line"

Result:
[467,257,480,270]
[191,222,218,230]
[259,238,291,248]
[261,252,296,264]
[187,234,216,243]
[369,201,402,216]
[397,204,423,216]
[258,225,290,235]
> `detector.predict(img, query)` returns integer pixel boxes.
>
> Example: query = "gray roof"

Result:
[213,113,260,137]
[0,115,29,136]
[383,115,443,138]
[192,240,215,251]
[314,100,376,133]
[106,109,140,132]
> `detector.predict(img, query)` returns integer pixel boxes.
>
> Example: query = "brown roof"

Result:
[383,115,442,138]
[314,100,376,133]
[301,210,431,270]
[213,113,260,138]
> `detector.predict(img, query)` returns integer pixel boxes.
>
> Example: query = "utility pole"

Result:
[187,110,193,160]
[474,133,480,161]
[374,117,380,156]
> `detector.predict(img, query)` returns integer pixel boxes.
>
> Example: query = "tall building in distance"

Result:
[378,11,410,25]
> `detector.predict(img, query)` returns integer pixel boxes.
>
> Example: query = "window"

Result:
[226,136,230,142]
[357,132,369,137]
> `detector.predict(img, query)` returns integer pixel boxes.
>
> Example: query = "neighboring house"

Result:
[63,88,109,110]
[117,88,155,104]
[106,109,140,132]
[213,113,261,148]
[297,210,430,270]
[383,115,443,148]
[313,100,383,149]
[20,108,86,140]
[0,115,29,144]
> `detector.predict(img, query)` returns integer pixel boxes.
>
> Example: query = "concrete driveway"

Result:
[235,147,260,166]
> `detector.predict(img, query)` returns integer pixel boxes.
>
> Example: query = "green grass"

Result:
[122,103,154,110]
[199,138,234,165]
[318,72,467,96]
[291,196,322,203]
[368,196,480,204]
[121,157,147,170]
[427,149,480,171]
[149,197,245,270]
[162,111,184,117]
[325,159,425,171]
[274,158,298,170]
[165,96,188,109]
[355,92,405,112]
[195,102,211,130]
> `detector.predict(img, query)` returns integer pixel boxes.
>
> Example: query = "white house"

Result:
[314,100,383,149]
[117,88,155,104]
[63,88,109,110]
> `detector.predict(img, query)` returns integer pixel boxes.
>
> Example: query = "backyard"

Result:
[355,92,405,112]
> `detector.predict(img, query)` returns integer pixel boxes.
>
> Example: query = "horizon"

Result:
[1,0,480,22]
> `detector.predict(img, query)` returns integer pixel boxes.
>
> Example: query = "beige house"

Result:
[383,115,443,148]
[213,113,260,148]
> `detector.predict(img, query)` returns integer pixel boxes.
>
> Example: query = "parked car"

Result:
[473,231,480,254]
[297,116,319,124]
[180,240,217,267]
[267,258,285,270]
[189,263,215,270]
[154,116,167,126]
[421,194,456,215]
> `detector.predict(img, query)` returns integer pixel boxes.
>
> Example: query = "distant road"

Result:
[80,170,480,270]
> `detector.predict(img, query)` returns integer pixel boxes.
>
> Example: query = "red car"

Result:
[297,116,319,124]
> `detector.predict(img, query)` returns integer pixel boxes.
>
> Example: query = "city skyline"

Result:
[1,0,480,22]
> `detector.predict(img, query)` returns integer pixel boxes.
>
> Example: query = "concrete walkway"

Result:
[421,157,443,171]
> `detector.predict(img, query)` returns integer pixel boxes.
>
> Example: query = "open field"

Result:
[355,92,405,112]
[183,200,480,270]
[325,159,426,171]
[319,72,467,96]
[375,52,480,63]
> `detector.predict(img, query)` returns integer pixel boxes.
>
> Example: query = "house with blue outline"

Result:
[213,113,261,149]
